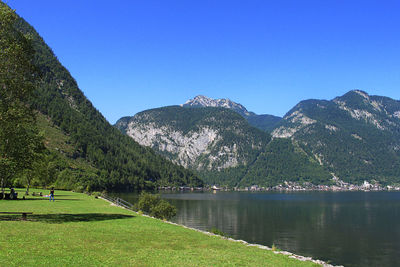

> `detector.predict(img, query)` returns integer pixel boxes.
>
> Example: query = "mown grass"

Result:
[0,188,320,266]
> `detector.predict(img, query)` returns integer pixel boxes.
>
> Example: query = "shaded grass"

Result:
[0,213,134,223]
[0,189,320,266]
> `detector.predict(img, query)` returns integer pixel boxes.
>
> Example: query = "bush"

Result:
[150,200,177,220]
[91,191,101,198]
[137,192,177,220]
[137,192,161,213]
[210,227,230,237]
[271,243,280,251]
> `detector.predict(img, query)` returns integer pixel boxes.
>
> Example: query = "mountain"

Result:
[115,106,331,187]
[116,106,268,170]
[182,95,282,132]
[116,90,400,187]
[182,95,253,117]
[9,4,203,191]
[272,90,400,185]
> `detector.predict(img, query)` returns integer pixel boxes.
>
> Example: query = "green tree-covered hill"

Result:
[272,90,400,185]
[4,3,203,191]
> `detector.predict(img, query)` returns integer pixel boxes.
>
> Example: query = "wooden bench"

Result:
[0,212,33,220]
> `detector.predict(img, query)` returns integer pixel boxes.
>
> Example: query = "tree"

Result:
[0,2,44,194]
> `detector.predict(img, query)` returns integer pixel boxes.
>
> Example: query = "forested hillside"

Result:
[116,106,331,187]
[272,90,400,185]
[4,4,203,191]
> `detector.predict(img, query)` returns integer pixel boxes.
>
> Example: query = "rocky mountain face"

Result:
[182,95,282,132]
[272,90,400,184]
[115,106,331,187]
[182,95,253,117]
[116,106,269,171]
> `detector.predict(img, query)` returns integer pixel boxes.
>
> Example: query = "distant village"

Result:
[236,180,400,192]
[160,179,400,192]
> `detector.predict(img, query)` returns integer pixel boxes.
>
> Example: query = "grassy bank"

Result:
[0,189,319,266]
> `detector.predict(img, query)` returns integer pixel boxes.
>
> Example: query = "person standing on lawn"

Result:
[49,187,55,202]
[10,187,15,199]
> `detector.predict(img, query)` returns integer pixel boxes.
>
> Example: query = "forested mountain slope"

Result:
[272,90,400,184]
[12,7,202,191]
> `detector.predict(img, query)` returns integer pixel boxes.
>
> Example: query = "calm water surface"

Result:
[117,191,400,267]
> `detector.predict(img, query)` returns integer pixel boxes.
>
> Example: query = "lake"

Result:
[116,191,400,267]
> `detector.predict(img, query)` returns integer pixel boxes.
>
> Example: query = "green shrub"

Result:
[271,243,280,251]
[137,192,177,220]
[210,227,230,237]
[91,191,101,198]
[150,200,177,220]
[137,192,161,213]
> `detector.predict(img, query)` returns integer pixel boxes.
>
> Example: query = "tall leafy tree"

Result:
[0,2,44,194]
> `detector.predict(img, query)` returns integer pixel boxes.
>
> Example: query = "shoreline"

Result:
[159,187,400,193]
[159,183,400,193]
[101,196,342,267]
[164,221,342,267]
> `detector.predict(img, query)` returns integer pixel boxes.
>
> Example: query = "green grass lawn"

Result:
[0,188,320,267]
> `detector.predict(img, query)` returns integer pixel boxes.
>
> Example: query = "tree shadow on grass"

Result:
[0,213,135,223]
[22,198,82,201]
[2,197,83,201]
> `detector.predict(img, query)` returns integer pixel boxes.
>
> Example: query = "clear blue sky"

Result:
[7,0,400,123]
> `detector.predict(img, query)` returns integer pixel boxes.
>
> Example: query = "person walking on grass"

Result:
[49,187,55,202]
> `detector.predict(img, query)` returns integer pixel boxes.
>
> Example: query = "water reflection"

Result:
[161,191,400,267]
[115,191,400,266]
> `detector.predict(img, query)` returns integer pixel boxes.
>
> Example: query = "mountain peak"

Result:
[352,90,369,98]
[182,95,252,116]
[182,95,220,107]
[180,95,282,132]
